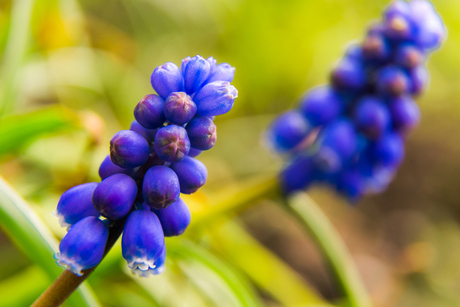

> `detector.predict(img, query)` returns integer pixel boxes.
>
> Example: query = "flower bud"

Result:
[376,66,410,96]
[151,62,184,99]
[134,94,166,129]
[170,156,207,194]
[55,216,108,276]
[280,155,315,193]
[408,65,429,95]
[110,130,150,168]
[353,96,391,139]
[185,116,217,150]
[183,55,211,94]
[409,0,446,50]
[122,209,165,276]
[388,96,420,134]
[299,86,343,127]
[93,174,138,220]
[394,44,424,69]
[154,125,190,163]
[99,155,135,180]
[164,92,197,125]
[188,148,202,157]
[371,133,405,167]
[194,81,238,116]
[362,33,390,62]
[206,63,235,83]
[331,58,366,91]
[152,198,191,236]
[130,120,157,142]
[384,15,412,40]
[142,165,180,209]
[55,183,99,228]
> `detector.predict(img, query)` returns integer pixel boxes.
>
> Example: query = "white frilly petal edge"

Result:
[54,253,84,276]
[127,257,165,277]
[52,211,72,229]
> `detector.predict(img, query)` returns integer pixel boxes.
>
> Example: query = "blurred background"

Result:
[0,0,459,306]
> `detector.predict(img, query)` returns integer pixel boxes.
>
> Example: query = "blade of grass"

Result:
[0,176,99,307]
[0,0,36,116]
[284,192,371,307]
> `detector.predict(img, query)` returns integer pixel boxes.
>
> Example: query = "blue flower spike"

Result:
[55,53,237,276]
[267,0,445,201]
[55,216,108,276]
[55,183,100,228]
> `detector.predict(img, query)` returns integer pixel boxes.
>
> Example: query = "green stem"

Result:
[284,192,372,307]
[0,0,36,116]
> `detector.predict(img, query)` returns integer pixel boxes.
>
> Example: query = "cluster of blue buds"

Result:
[266,0,445,201]
[54,55,237,276]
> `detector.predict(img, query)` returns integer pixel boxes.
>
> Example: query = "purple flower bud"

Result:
[299,86,343,127]
[99,155,135,180]
[151,62,184,99]
[331,58,366,91]
[134,94,166,129]
[153,125,190,163]
[389,96,420,134]
[394,44,424,69]
[206,56,217,73]
[170,156,207,194]
[384,15,412,40]
[409,0,446,50]
[280,155,315,193]
[335,168,366,202]
[362,34,390,62]
[133,152,165,181]
[371,133,405,167]
[93,174,138,220]
[193,81,238,116]
[185,116,217,150]
[110,130,150,169]
[122,209,165,276]
[376,66,410,96]
[206,63,235,83]
[188,148,202,157]
[183,55,211,94]
[130,120,157,142]
[150,247,166,275]
[384,0,411,20]
[55,183,99,228]
[55,216,108,276]
[142,165,180,209]
[408,65,429,95]
[152,198,191,236]
[164,92,197,125]
[353,97,391,139]
[266,110,312,153]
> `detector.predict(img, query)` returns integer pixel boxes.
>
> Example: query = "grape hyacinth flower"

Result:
[54,55,237,276]
[266,0,445,201]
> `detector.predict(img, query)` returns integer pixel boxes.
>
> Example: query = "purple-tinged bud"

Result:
[154,125,190,163]
[408,65,429,95]
[331,58,366,91]
[266,110,312,153]
[55,183,99,228]
[185,116,217,150]
[152,198,191,236]
[110,130,150,169]
[92,174,137,220]
[206,56,217,73]
[299,86,343,127]
[206,63,235,83]
[181,57,191,76]
[170,156,207,194]
[384,0,411,20]
[143,165,180,210]
[362,34,390,62]
[183,55,211,94]
[345,44,364,62]
[388,96,421,134]
[353,97,391,139]
[164,92,197,125]
[394,44,424,69]
[55,216,108,276]
[99,155,135,180]
[409,0,446,50]
[384,15,412,40]
[335,168,366,202]
[130,120,157,142]
[133,152,166,181]
[134,94,166,129]
[122,209,165,276]
[376,66,410,96]
[150,247,166,275]
[194,81,238,116]
[151,62,184,99]
[371,133,405,167]
[280,154,315,194]
[188,148,202,157]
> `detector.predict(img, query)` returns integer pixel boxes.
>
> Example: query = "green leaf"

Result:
[0,176,99,307]
[285,193,371,307]
[0,106,79,157]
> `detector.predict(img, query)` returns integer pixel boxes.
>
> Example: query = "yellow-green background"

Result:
[0,0,459,306]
